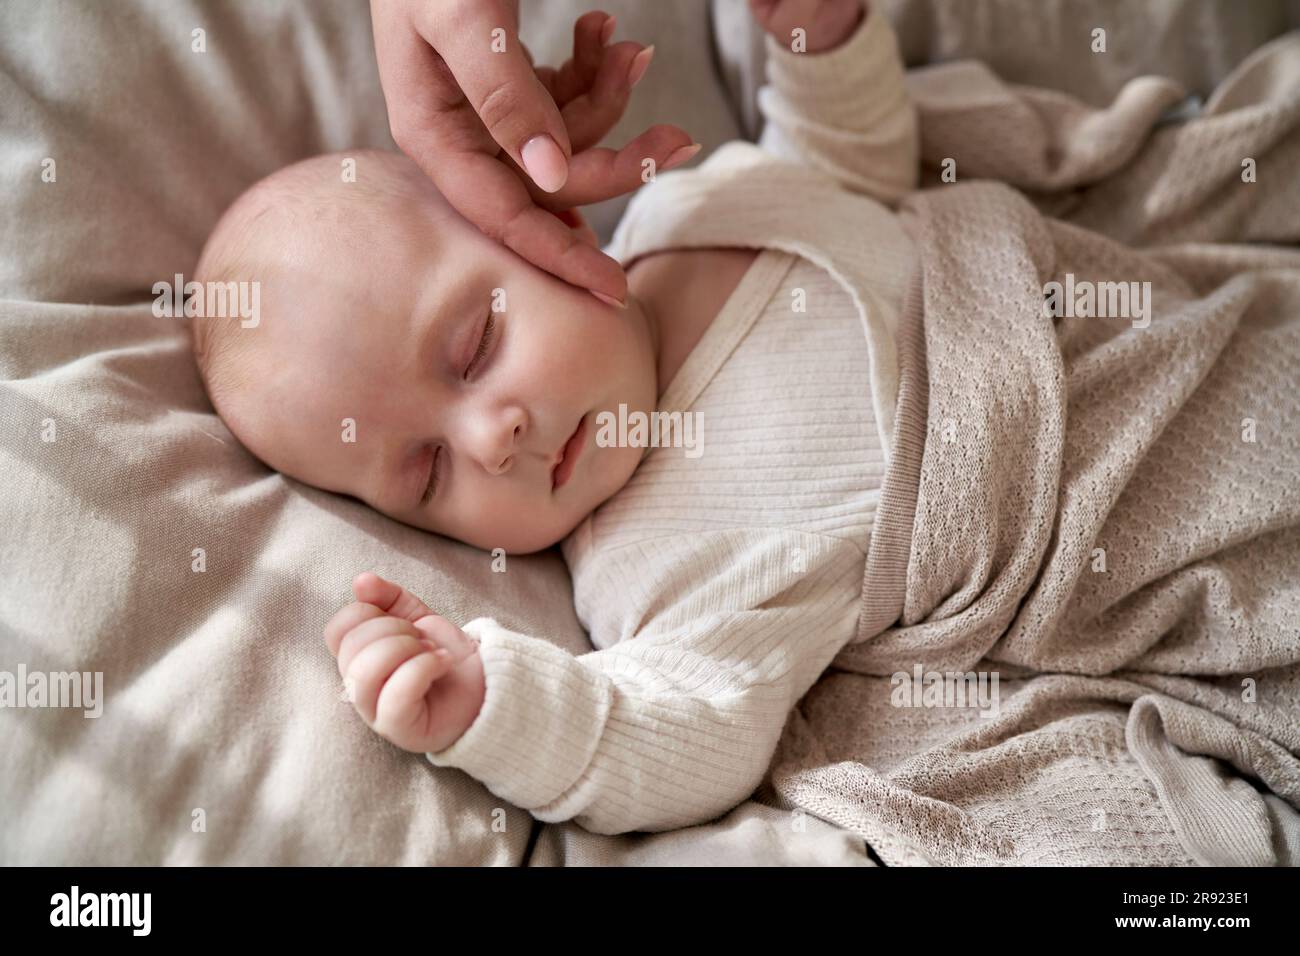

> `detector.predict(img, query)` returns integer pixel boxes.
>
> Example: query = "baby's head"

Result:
[192,149,657,553]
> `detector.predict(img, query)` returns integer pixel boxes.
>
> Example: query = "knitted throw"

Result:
[764,33,1300,866]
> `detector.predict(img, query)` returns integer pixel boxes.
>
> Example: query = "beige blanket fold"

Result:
[764,33,1300,866]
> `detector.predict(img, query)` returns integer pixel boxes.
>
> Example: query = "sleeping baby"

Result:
[190,0,917,834]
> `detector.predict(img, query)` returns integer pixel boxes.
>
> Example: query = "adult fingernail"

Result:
[522,134,568,193]
[628,45,654,88]
[590,289,627,309]
[600,15,616,46]
[661,143,702,171]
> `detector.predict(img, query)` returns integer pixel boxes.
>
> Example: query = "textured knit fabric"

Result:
[766,31,1300,866]
[426,8,919,833]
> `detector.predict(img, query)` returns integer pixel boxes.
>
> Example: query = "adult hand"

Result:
[371,0,699,306]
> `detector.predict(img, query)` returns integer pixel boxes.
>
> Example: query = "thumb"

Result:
[423,0,572,192]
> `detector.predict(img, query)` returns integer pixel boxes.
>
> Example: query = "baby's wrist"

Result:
[448,647,486,743]
[422,645,485,754]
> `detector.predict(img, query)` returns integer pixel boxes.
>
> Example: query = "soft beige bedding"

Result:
[1,0,1293,865]
[0,0,864,866]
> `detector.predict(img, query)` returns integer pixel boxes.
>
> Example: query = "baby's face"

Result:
[223,160,657,553]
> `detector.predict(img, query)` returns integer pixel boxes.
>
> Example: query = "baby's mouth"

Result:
[551,413,588,491]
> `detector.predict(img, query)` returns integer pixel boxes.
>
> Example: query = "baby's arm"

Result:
[752,0,919,205]
[340,535,863,835]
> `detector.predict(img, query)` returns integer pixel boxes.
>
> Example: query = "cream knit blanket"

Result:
[765,32,1300,866]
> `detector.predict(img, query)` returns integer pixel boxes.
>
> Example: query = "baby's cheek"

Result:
[583,443,638,512]
[444,490,554,554]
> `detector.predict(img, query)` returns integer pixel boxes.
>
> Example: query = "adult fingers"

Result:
[371,0,463,158]
[550,11,614,107]
[560,41,653,154]
[439,148,628,302]
[533,63,558,100]
[421,0,572,192]
[557,207,600,248]
[535,125,700,209]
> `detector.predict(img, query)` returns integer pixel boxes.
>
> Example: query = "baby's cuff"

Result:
[424,617,613,815]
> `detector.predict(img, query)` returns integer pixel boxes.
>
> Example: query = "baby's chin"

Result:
[449,512,584,556]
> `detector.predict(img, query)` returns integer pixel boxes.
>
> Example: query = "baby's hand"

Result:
[748,0,865,54]
[324,572,485,755]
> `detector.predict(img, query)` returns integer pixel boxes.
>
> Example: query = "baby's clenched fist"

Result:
[324,572,485,755]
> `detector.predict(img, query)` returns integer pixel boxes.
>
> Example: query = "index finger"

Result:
[439,147,628,303]
[325,601,385,657]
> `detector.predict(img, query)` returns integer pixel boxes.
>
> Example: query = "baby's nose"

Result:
[483,423,524,476]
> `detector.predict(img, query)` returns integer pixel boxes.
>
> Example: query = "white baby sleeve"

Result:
[757,4,919,205]
[425,534,864,835]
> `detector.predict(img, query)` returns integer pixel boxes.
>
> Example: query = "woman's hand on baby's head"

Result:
[371,1,698,307]
[324,572,485,755]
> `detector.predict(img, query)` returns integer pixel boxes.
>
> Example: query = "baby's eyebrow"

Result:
[412,279,467,377]
[414,307,446,375]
